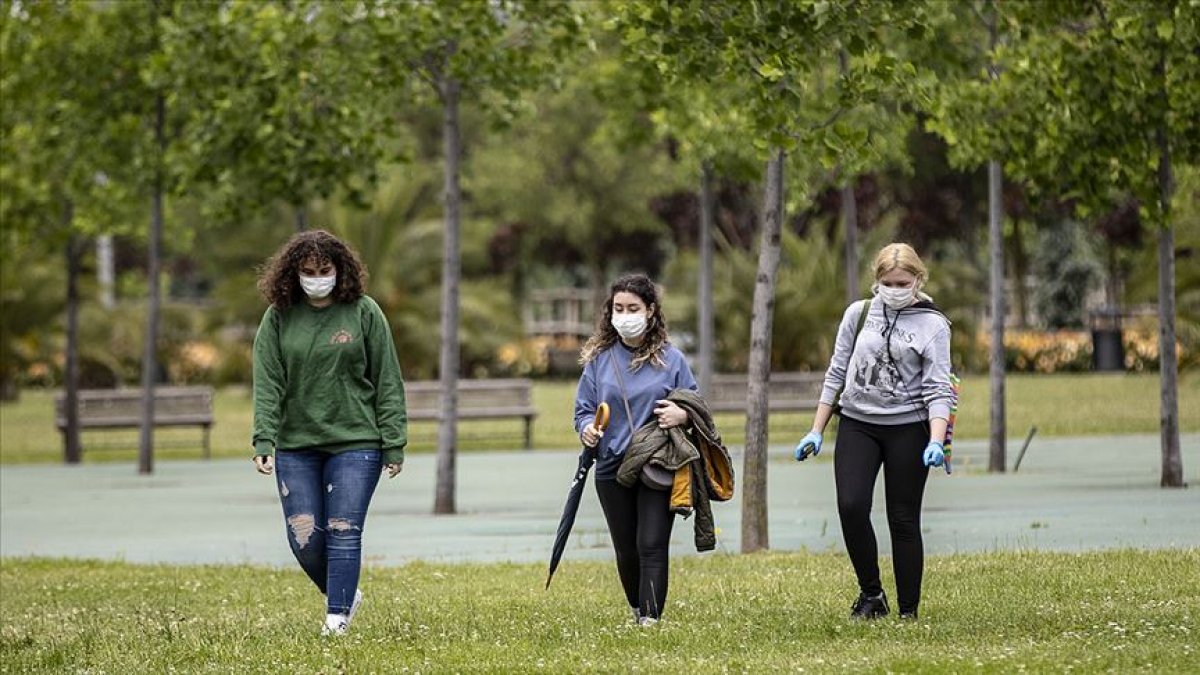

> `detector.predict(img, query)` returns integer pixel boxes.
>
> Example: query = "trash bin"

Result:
[1089,309,1125,371]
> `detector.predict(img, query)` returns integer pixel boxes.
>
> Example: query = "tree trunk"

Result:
[295,203,307,232]
[988,160,1006,473]
[434,71,462,514]
[842,181,859,305]
[63,209,82,464]
[1011,218,1029,327]
[985,6,1007,474]
[138,92,165,476]
[697,160,715,396]
[589,252,607,322]
[97,234,115,309]
[741,148,785,554]
[1156,221,1182,487]
[1155,56,1182,488]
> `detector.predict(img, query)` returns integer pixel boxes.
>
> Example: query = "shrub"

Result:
[975,326,1193,373]
[494,336,553,377]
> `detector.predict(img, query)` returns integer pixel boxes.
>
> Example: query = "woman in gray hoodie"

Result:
[794,243,954,621]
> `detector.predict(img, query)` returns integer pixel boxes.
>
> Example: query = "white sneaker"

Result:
[637,616,659,627]
[321,613,349,636]
[347,589,364,627]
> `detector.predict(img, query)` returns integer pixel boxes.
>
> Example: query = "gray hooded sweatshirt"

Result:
[820,297,954,425]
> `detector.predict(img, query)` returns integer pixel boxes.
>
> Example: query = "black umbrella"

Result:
[545,402,610,589]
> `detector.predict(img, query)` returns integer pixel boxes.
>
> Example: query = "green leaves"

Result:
[0,0,156,252]
[369,0,585,122]
[160,1,388,223]
[756,57,786,82]
[614,0,929,184]
[929,0,1200,226]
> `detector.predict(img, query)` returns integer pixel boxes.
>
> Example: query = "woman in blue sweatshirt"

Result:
[574,273,697,626]
[794,243,954,621]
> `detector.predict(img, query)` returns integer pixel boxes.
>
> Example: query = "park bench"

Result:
[54,386,215,458]
[405,378,538,449]
[706,372,825,416]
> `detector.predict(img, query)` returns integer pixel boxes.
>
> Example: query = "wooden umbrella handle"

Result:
[594,402,611,432]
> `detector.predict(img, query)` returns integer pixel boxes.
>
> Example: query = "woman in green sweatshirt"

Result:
[251,230,407,637]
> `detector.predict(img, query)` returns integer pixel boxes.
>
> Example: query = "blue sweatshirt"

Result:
[574,342,698,480]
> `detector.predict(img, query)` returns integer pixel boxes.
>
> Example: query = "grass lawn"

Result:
[1,372,1196,464]
[1,550,1196,673]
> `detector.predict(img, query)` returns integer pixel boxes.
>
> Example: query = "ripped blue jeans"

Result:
[275,449,381,615]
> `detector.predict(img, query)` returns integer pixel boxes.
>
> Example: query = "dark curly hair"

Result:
[257,230,368,309]
[580,273,671,370]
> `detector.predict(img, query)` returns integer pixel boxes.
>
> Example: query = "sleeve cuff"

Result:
[928,403,951,421]
[382,447,406,466]
[253,440,274,456]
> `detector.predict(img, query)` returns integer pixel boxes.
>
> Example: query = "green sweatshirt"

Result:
[252,295,407,465]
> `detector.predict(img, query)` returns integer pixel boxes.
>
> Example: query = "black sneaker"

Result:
[899,610,918,621]
[850,592,889,620]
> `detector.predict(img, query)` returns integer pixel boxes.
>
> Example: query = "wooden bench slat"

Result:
[408,408,537,420]
[57,380,541,453]
[706,372,825,412]
[54,416,213,430]
[55,386,215,458]
[402,379,536,448]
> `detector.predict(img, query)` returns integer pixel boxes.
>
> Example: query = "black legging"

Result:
[834,415,930,614]
[595,478,675,620]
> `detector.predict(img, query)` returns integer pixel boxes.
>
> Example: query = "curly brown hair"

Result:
[580,273,671,370]
[257,230,368,309]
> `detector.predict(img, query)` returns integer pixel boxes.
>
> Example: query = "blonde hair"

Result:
[873,243,933,302]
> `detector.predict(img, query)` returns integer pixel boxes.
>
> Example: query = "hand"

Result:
[253,455,274,475]
[581,422,604,448]
[923,441,945,468]
[794,430,823,461]
[653,400,688,429]
[385,462,403,479]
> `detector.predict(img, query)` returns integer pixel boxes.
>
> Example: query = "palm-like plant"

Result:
[317,165,524,380]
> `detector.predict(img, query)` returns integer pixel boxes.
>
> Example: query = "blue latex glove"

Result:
[794,431,823,461]
[923,441,945,468]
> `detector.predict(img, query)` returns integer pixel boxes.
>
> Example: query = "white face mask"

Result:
[611,311,648,340]
[299,273,337,300]
[875,283,915,310]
